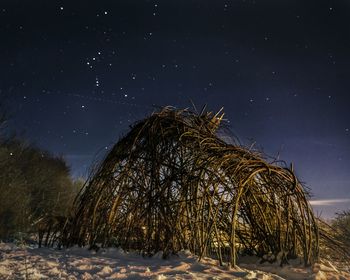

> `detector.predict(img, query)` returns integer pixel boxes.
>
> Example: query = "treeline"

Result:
[0,126,82,240]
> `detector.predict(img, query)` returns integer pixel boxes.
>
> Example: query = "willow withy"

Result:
[61,106,319,267]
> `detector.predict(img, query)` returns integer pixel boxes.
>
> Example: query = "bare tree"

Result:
[0,97,77,240]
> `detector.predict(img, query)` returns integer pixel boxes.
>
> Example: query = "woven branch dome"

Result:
[64,106,319,266]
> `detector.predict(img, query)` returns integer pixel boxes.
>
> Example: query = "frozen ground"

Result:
[0,242,349,280]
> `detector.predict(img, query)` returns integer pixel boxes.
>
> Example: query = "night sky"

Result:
[1,1,349,217]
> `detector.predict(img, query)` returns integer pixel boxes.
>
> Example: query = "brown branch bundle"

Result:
[62,106,319,266]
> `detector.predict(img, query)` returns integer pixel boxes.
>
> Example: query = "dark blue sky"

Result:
[1,0,349,217]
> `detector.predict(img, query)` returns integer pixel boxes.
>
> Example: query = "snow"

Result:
[0,242,349,280]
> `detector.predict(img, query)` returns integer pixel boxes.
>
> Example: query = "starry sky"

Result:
[1,1,349,217]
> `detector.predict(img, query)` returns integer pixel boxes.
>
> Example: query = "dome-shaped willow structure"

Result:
[63,107,319,266]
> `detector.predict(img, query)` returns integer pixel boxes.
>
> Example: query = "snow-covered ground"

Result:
[0,242,349,280]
